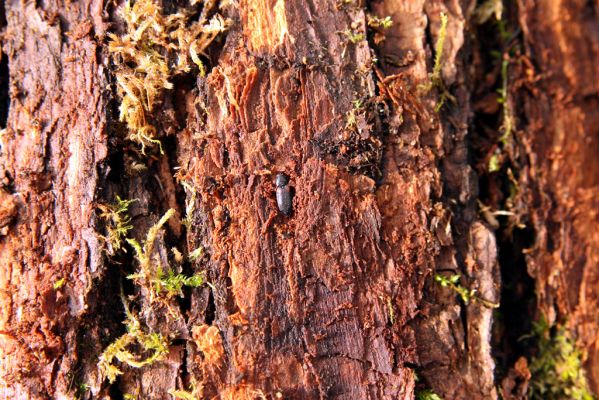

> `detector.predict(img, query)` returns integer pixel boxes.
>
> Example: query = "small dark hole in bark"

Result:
[171,338,187,346]
[171,73,196,128]
[179,339,192,395]
[205,288,216,325]
[105,150,126,183]
[222,147,230,169]
[108,377,125,400]
[0,53,10,129]
[178,261,194,317]
[0,1,6,27]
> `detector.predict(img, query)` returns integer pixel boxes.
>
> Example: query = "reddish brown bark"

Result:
[516,0,599,393]
[0,0,109,397]
[0,0,596,399]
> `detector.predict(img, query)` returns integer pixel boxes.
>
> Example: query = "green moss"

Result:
[98,196,137,254]
[345,99,364,130]
[168,389,197,400]
[125,208,168,292]
[434,273,499,309]
[153,267,205,298]
[73,382,90,400]
[488,153,501,173]
[126,209,206,300]
[416,389,443,400]
[53,278,66,290]
[435,273,473,303]
[98,294,169,383]
[367,15,393,30]
[188,246,204,262]
[420,12,454,111]
[343,28,365,44]
[179,180,197,229]
[386,297,395,325]
[431,12,448,89]
[169,377,202,399]
[497,57,515,145]
[529,318,594,400]
[98,208,208,383]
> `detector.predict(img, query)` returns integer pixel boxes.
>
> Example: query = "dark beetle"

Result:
[275,173,292,216]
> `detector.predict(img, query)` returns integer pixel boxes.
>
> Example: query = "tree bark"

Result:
[516,0,599,393]
[0,0,596,399]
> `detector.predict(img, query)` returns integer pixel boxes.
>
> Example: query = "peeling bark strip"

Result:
[0,0,598,399]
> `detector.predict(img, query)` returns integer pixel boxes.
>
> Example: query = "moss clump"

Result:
[497,57,515,144]
[99,206,208,382]
[97,196,137,254]
[416,389,443,400]
[153,267,205,299]
[178,179,197,228]
[343,28,365,44]
[188,246,204,261]
[420,12,454,111]
[367,15,393,30]
[108,0,228,153]
[434,273,499,309]
[126,208,175,292]
[169,385,201,400]
[126,209,206,301]
[529,319,594,400]
[98,295,169,383]
[53,278,66,290]
[345,99,364,130]
[431,12,448,89]
[367,15,393,45]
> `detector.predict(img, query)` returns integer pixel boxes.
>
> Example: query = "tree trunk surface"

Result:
[0,0,597,399]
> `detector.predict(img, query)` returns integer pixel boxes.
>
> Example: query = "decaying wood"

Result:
[0,0,110,398]
[0,0,596,399]
[515,0,599,393]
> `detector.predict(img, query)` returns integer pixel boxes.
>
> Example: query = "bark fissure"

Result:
[0,52,9,130]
